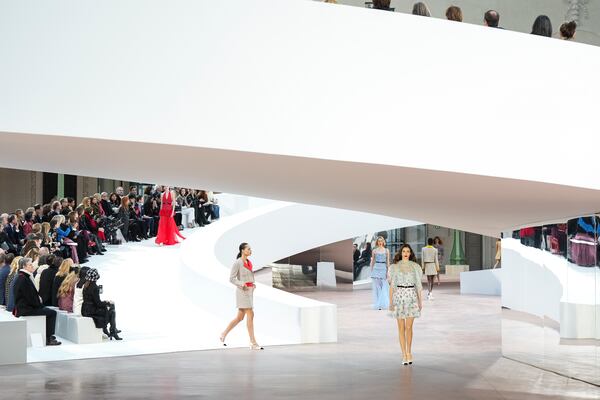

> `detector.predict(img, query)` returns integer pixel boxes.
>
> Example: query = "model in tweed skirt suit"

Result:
[220,243,264,350]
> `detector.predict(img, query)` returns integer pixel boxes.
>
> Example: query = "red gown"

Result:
[155,190,185,246]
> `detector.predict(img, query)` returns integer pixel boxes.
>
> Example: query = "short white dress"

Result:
[388,261,423,319]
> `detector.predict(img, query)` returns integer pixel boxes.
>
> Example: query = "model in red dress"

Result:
[155,187,185,246]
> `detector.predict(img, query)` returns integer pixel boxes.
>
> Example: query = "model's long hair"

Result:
[393,244,417,263]
[237,242,249,259]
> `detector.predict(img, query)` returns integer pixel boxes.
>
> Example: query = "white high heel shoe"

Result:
[219,334,227,347]
[250,343,264,350]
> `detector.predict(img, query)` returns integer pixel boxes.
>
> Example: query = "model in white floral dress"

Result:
[388,260,422,319]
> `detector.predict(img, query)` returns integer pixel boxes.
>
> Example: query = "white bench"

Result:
[21,315,46,347]
[0,309,27,365]
[67,316,103,344]
[47,306,103,344]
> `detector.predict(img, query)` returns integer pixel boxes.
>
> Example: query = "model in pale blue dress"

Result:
[371,250,390,310]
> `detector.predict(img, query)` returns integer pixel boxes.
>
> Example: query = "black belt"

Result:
[397,285,415,288]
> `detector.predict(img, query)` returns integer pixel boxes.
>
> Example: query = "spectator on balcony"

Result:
[560,21,576,40]
[13,257,62,346]
[373,0,393,11]
[412,2,430,17]
[484,10,500,28]
[531,15,552,37]
[445,5,462,22]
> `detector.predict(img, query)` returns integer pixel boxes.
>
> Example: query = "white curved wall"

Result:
[501,238,600,339]
[2,0,600,236]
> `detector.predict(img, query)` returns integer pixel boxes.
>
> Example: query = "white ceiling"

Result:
[1,0,600,236]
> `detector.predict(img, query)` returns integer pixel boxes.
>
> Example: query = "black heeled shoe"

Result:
[110,331,123,341]
[103,327,110,337]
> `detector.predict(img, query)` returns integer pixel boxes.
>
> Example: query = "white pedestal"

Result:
[460,269,501,295]
[0,310,27,365]
[445,264,469,276]
[22,315,46,347]
[316,262,336,289]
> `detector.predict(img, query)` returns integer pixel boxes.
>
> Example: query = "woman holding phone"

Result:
[220,242,263,350]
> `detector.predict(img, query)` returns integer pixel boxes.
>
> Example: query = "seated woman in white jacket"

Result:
[72,266,90,315]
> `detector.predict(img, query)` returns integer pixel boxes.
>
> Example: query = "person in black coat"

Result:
[13,257,61,346]
[81,268,122,340]
[39,256,63,306]
[353,242,372,280]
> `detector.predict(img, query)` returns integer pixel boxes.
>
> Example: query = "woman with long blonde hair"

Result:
[370,236,390,310]
[52,258,74,307]
[5,256,23,312]
[58,267,80,312]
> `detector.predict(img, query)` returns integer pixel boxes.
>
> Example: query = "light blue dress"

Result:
[371,251,389,310]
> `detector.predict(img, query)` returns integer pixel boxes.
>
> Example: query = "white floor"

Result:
[27,225,282,362]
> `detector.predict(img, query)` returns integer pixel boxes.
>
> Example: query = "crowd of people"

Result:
[324,1,578,41]
[0,184,219,345]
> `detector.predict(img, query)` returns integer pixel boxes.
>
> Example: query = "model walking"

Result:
[433,236,444,285]
[370,236,390,310]
[493,238,501,269]
[155,186,185,246]
[388,244,423,365]
[421,238,439,300]
[220,242,263,350]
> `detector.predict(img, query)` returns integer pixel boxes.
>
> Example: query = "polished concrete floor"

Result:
[2,284,599,399]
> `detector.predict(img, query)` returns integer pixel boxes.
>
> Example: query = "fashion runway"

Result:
[6,284,599,399]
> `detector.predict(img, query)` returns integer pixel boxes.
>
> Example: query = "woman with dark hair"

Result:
[412,2,430,17]
[81,268,122,340]
[73,266,90,315]
[109,192,120,210]
[531,15,552,37]
[445,5,463,22]
[372,0,393,11]
[220,242,263,350]
[560,20,576,40]
[388,244,423,365]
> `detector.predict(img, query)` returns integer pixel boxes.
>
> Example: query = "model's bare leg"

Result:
[222,309,245,340]
[245,309,258,344]
[405,317,415,360]
[396,318,407,359]
[428,276,434,293]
